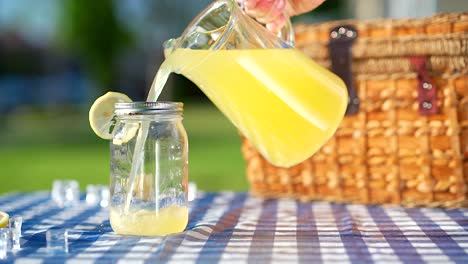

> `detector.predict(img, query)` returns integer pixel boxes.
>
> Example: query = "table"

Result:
[1,192,468,263]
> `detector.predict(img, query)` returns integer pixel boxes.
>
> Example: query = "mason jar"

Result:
[109,102,188,236]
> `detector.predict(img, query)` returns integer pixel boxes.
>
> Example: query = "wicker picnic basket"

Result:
[242,12,468,208]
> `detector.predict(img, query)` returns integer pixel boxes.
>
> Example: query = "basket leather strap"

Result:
[329,25,359,115]
[409,56,438,116]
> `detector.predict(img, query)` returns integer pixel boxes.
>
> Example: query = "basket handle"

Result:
[328,25,359,116]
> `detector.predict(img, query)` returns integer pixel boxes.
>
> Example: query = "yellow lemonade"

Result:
[110,206,189,236]
[165,48,347,167]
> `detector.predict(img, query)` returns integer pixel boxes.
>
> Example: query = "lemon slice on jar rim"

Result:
[0,211,9,228]
[112,121,140,145]
[89,92,138,144]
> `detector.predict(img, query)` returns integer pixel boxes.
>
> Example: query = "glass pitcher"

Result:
[163,0,348,168]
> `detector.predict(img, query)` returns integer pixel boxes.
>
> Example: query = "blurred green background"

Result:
[0,102,248,193]
[1,0,462,194]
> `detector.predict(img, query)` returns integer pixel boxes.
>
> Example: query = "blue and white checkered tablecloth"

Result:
[1,191,468,263]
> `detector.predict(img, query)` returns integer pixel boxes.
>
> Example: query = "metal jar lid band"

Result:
[114,102,183,115]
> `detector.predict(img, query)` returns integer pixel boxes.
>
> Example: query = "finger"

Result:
[286,0,326,16]
[258,0,286,23]
[248,5,283,25]
[266,14,287,34]
[240,0,260,9]
[244,0,272,19]
[245,0,286,24]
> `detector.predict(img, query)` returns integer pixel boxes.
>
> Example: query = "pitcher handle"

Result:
[237,0,295,47]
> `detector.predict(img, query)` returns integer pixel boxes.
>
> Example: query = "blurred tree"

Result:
[57,0,132,91]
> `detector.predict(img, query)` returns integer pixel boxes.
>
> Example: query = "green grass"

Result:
[0,103,248,194]
[0,144,109,193]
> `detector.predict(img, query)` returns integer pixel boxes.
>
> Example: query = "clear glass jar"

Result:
[109,102,188,236]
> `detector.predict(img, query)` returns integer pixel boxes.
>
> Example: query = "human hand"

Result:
[238,0,325,32]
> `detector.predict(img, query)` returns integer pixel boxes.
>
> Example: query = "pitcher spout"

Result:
[163,38,178,58]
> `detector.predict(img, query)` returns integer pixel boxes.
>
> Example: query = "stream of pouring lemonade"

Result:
[117,48,347,235]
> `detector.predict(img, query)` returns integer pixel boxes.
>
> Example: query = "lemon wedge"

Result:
[89,92,132,140]
[0,211,9,228]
